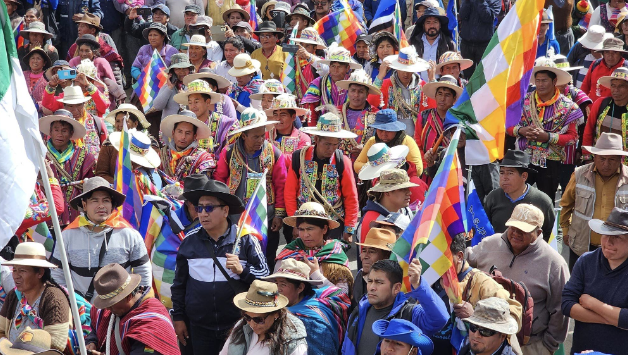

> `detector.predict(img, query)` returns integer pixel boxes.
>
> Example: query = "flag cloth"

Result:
[548,208,559,251]
[0,2,45,245]
[113,120,142,228]
[444,0,544,165]
[14,20,23,48]
[467,179,495,246]
[369,0,409,48]
[446,0,458,45]
[132,49,168,112]
[249,0,259,40]
[314,0,364,55]
[390,127,467,292]
[138,196,184,309]
[281,25,299,94]
[25,222,54,257]
[237,170,268,252]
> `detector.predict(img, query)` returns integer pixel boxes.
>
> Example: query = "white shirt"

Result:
[212,60,238,85]
[206,41,224,63]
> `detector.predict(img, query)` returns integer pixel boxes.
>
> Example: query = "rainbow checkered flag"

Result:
[114,120,142,228]
[132,49,168,112]
[249,0,259,40]
[314,0,364,55]
[444,0,544,165]
[235,170,268,253]
[281,24,299,94]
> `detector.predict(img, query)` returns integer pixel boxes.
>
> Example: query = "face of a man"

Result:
[197,195,229,232]
[49,121,73,150]
[610,79,628,104]
[440,63,461,78]
[423,17,441,38]
[593,154,622,179]
[274,110,296,133]
[81,190,113,224]
[468,325,506,355]
[499,167,527,195]
[435,87,456,112]
[534,72,556,97]
[360,246,387,275]
[152,10,168,24]
[348,84,368,109]
[356,41,370,60]
[507,226,540,254]
[241,126,266,152]
[234,27,251,39]
[224,43,243,65]
[172,122,197,150]
[329,62,350,82]
[64,103,86,119]
[380,339,416,355]
[187,93,211,118]
[184,11,198,26]
[601,234,628,266]
[260,33,278,51]
[604,50,623,68]
[315,136,341,158]
[77,23,96,37]
[367,269,400,309]
[314,0,330,15]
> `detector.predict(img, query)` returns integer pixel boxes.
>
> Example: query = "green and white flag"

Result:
[0,2,45,242]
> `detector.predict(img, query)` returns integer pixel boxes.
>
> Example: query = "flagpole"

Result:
[35,148,87,355]
[233,169,268,254]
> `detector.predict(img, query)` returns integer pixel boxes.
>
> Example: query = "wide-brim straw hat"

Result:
[423,75,463,99]
[69,176,126,211]
[336,69,381,96]
[39,109,87,140]
[160,110,212,140]
[182,69,232,89]
[251,79,287,100]
[229,108,278,136]
[56,85,91,104]
[182,34,211,48]
[355,228,397,251]
[2,242,57,268]
[234,280,289,313]
[109,129,161,168]
[263,93,309,116]
[290,27,326,49]
[368,168,419,193]
[23,47,51,70]
[385,47,430,73]
[283,202,340,229]
[318,43,362,70]
[582,132,628,156]
[92,264,142,309]
[262,258,324,286]
[436,51,473,72]
[20,22,53,40]
[105,103,150,128]
[228,53,261,77]
[358,143,409,180]
[174,79,222,105]
[223,5,250,23]
[300,112,358,139]
[531,57,573,86]
[598,67,628,89]
[589,207,628,236]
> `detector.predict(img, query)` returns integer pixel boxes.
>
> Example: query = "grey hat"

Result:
[69,177,126,211]
[466,297,519,335]
[20,22,53,40]
[167,53,194,73]
[184,4,202,14]
[75,34,100,49]
[273,1,291,14]
[190,16,213,28]
[589,207,628,236]
[142,22,170,42]
[232,21,253,33]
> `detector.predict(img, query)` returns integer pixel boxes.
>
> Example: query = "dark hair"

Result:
[127,113,144,131]
[225,36,245,52]
[285,278,315,298]
[78,42,101,58]
[295,217,330,239]
[81,189,121,208]
[32,267,73,307]
[174,121,198,134]
[436,86,457,99]
[450,233,467,255]
[230,308,295,354]
[348,83,368,93]
[203,78,219,90]
[534,70,557,81]
[371,260,403,285]
[374,37,399,59]
[50,120,74,135]
[25,8,43,19]
[149,29,168,44]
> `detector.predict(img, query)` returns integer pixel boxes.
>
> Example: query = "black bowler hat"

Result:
[178,174,209,200]
[500,150,537,173]
[182,179,245,214]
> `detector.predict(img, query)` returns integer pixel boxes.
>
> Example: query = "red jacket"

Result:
[582,96,614,156]
[42,84,110,118]
[581,58,626,104]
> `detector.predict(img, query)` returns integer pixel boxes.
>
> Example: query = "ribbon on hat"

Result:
[129,135,150,156]
[234,60,257,71]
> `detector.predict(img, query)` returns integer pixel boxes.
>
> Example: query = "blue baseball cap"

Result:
[372,319,434,355]
[152,4,171,17]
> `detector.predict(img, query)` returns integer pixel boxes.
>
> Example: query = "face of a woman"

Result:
[296,222,328,248]
[29,33,45,47]
[12,266,43,293]
[188,45,206,62]
[274,278,302,306]
[148,30,165,48]
[78,44,94,60]
[376,129,397,143]
[622,20,628,34]
[24,11,39,26]
[244,311,276,335]
[114,113,125,132]
[29,53,45,72]
[377,40,395,61]
[265,5,275,19]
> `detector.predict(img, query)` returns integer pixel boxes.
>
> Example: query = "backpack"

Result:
[291,148,345,184]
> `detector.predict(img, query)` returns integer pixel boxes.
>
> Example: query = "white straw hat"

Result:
[109,129,161,168]
[3,242,57,268]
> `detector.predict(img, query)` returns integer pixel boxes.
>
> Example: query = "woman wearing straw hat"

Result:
[263,259,351,355]
[265,94,311,155]
[228,53,264,119]
[23,47,51,97]
[277,202,354,297]
[17,22,59,71]
[219,280,307,355]
[0,243,71,353]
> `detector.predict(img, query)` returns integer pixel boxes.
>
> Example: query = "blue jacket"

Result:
[56,0,103,51]
[363,0,406,25]
[341,277,449,355]
[99,0,123,34]
[458,0,501,43]
[170,223,270,331]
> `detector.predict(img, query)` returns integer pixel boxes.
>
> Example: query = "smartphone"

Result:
[210,25,227,42]
[170,72,178,85]
[58,69,77,80]
[136,7,152,19]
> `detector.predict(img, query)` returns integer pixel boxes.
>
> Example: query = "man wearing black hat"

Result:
[171,179,269,355]
[353,34,372,68]
[251,21,288,80]
[409,8,456,63]
[483,150,556,240]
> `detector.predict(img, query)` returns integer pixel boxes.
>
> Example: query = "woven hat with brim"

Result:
[372,319,434,355]
[182,179,245,213]
[264,93,308,116]
[174,79,222,105]
[76,59,105,86]
[423,75,463,99]
[531,58,572,86]
[161,110,212,140]
[110,129,161,168]
[20,22,53,40]
[142,22,170,42]
[182,34,211,49]
[69,176,126,211]
[223,4,250,23]
[416,7,450,36]
[369,168,419,193]
[283,202,340,229]
[182,68,232,89]
[230,108,278,136]
[318,43,362,70]
[582,132,628,156]
[356,228,397,251]
[262,258,324,286]
[75,34,100,49]
[228,53,261,77]
[92,263,141,309]
[336,69,382,96]
[166,53,194,74]
[552,54,583,72]
[500,150,537,173]
[0,326,63,355]
[300,112,358,139]
[39,109,86,140]
[598,67,628,89]
[369,108,406,132]
[234,280,289,313]
[578,25,614,50]
[598,37,628,53]
[74,12,102,30]
[23,47,51,70]
[384,46,429,73]
[286,4,315,27]
[105,103,150,128]
[44,60,71,81]
[466,297,519,335]
[589,207,628,236]
[254,21,284,39]
[504,204,544,233]
[290,27,326,49]
[251,79,287,100]
[541,9,553,24]
[436,51,473,73]
[359,143,409,180]
[56,85,91,104]
[177,174,209,200]
[2,243,57,269]
[261,0,278,18]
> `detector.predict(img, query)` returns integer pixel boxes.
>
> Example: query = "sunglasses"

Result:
[194,204,226,213]
[466,322,498,337]
[242,313,270,325]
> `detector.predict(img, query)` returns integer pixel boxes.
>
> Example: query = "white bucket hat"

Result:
[229,108,278,136]
[578,25,614,50]
[56,85,91,104]
[336,69,382,96]
[228,53,261,77]
[358,143,409,180]
[182,34,211,48]
[300,112,358,139]
[109,129,161,168]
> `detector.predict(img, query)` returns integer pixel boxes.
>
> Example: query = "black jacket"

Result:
[458,0,501,43]
[409,29,456,61]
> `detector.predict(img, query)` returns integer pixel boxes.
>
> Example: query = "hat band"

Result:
[398,52,415,65]
[276,268,308,279]
[316,121,341,132]
[13,254,47,260]
[555,61,569,69]
[244,297,277,307]
[613,71,628,80]
[242,117,263,128]
[380,177,410,185]
[130,135,150,156]
[603,220,628,232]
[368,150,391,166]
[294,209,332,219]
[98,275,131,300]
[234,60,257,71]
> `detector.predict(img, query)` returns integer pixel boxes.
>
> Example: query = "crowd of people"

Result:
[4,0,628,354]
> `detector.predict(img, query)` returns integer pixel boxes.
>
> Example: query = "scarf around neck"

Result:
[65,209,132,230]
[276,238,349,267]
[47,140,75,164]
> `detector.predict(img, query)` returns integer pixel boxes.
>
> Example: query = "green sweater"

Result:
[484,185,555,241]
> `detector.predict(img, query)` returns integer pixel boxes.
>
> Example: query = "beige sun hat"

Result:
[233,280,289,313]
[466,297,519,335]
[283,202,340,229]
[250,79,287,100]
[56,85,91,104]
[300,112,358,139]
[355,228,397,251]
[368,168,419,193]
[598,67,628,89]
[0,326,63,355]
[109,129,161,168]
[384,46,429,73]
[182,67,232,89]
[358,143,409,181]
[160,110,212,140]
[39,109,87,140]
[504,204,544,233]
[263,93,309,117]
[582,132,628,156]
[229,108,278,136]
[531,57,573,86]
[105,103,150,128]
[182,34,211,48]
[174,79,222,105]
[223,4,251,23]
[436,51,473,73]
[262,258,324,286]
[228,53,261,77]
[336,69,382,96]
[422,75,463,99]
[318,43,362,70]
[3,242,57,268]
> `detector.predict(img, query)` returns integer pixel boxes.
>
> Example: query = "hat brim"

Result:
[499,159,538,173]
[0,337,35,355]
[598,75,628,90]
[20,28,53,40]
[182,41,211,48]
[167,62,195,73]
[109,133,161,168]
[504,220,537,233]
[372,320,434,354]
[436,58,473,72]
[75,38,101,50]
[223,9,251,23]
[558,65,584,72]
[466,315,519,335]
[579,33,615,50]
[336,80,381,96]
[228,59,261,77]
[264,106,309,117]
[182,72,232,89]
[300,127,358,139]
[283,214,340,229]
[531,66,573,86]
[582,145,628,156]
[589,219,628,236]
[160,114,212,140]
[250,91,284,100]
[74,19,103,30]
[3,258,58,269]
[369,121,406,132]
[355,241,392,251]
[229,121,279,136]
[290,37,327,49]
[173,90,222,105]
[142,27,170,42]
[369,181,419,193]
[92,274,142,309]
[253,30,285,40]
[56,95,91,105]
[105,105,151,129]
[69,185,126,211]
[358,145,409,180]
[317,59,362,70]
[385,55,430,73]
[233,292,289,313]
[182,190,245,214]
[262,273,325,286]
[422,81,463,99]
[39,115,87,140]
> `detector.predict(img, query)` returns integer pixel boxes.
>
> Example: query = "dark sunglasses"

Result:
[242,313,269,325]
[194,204,226,213]
[466,323,498,337]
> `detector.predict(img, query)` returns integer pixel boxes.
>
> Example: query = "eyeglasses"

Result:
[194,204,226,213]
[466,322,498,337]
[242,313,270,325]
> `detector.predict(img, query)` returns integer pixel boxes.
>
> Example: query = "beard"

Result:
[427,28,440,37]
